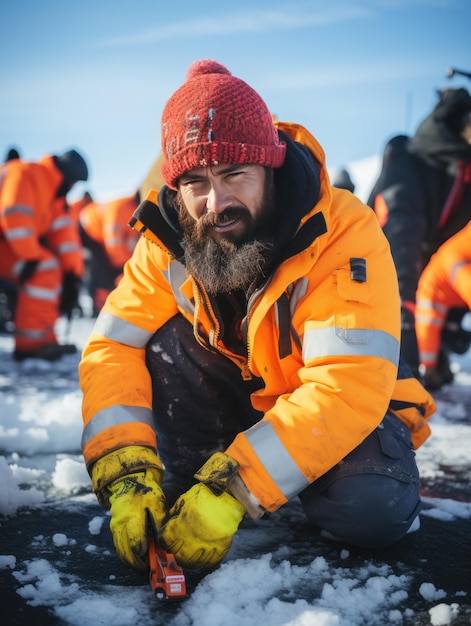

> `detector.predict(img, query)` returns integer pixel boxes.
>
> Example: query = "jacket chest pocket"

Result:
[334,260,374,342]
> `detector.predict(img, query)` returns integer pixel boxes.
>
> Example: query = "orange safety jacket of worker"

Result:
[79,195,139,269]
[0,156,83,351]
[68,192,93,225]
[416,219,471,369]
[80,122,435,514]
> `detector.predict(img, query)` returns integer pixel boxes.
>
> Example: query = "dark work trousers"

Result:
[145,314,422,549]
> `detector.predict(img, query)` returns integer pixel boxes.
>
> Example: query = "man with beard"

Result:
[79,59,435,574]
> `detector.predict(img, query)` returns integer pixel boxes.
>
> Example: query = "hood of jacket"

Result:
[411,88,471,167]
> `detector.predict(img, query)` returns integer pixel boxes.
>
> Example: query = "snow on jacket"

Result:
[0,156,83,277]
[80,122,435,514]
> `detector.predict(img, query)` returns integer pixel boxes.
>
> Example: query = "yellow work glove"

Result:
[108,469,166,571]
[90,446,166,572]
[159,452,246,570]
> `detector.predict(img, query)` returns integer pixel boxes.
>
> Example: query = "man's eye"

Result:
[182,179,204,187]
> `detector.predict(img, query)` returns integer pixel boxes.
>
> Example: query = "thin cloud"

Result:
[96,4,372,49]
[95,0,452,49]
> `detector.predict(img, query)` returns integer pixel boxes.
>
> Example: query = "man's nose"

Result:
[206,182,233,214]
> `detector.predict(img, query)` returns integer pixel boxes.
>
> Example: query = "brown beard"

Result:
[175,175,277,295]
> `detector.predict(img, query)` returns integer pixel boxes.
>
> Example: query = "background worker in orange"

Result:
[77,191,141,316]
[0,149,88,361]
[416,219,471,390]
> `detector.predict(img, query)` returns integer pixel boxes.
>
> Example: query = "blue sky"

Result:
[1,0,469,201]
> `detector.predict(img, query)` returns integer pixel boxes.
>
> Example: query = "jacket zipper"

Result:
[192,277,253,381]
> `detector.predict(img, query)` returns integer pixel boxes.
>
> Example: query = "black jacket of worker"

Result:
[367,87,471,375]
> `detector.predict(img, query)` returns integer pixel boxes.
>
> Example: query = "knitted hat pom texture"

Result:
[161,59,286,189]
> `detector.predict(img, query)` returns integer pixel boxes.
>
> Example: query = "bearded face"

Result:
[175,168,277,294]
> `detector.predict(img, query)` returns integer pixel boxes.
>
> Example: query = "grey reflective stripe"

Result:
[450,260,471,284]
[303,326,399,366]
[244,420,310,499]
[81,405,155,448]
[6,226,33,240]
[23,284,58,300]
[51,216,72,230]
[416,314,443,326]
[167,260,195,315]
[415,298,433,310]
[12,261,23,276]
[4,204,34,217]
[16,328,48,339]
[38,257,60,271]
[419,350,437,362]
[288,278,308,316]
[93,311,154,348]
[416,298,448,314]
[57,242,80,254]
[13,257,60,277]
[106,236,121,245]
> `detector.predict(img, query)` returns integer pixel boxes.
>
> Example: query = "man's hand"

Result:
[90,446,166,572]
[109,469,167,571]
[159,453,246,569]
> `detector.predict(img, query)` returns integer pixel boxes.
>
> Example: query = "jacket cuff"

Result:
[90,445,163,508]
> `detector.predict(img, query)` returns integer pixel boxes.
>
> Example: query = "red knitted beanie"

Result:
[161,59,287,189]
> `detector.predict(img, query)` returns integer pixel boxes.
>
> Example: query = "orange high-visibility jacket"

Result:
[80,123,435,513]
[416,219,471,368]
[79,195,139,269]
[0,156,83,276]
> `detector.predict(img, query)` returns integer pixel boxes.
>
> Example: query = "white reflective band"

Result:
[6,227,33,240]
[16,328,48,339]
[12,261,23,276]
[81,405,155,447]
[23,284,58,301]
[416,299,448,314]
[93,311,154,348]
[51,216,72,230]
[57,242,80,254]
[105,225,120,234]
[167,260,195,315]
[419,350,437,362]
[14,257,60,277]
[450,260,471,284]
[4,204,34,217]
[244,420,310,499]
[303,326,399,366]
[288,278,308,315]
[38,258,60,271]
[105,236,121,246]
[416,314,443,326]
